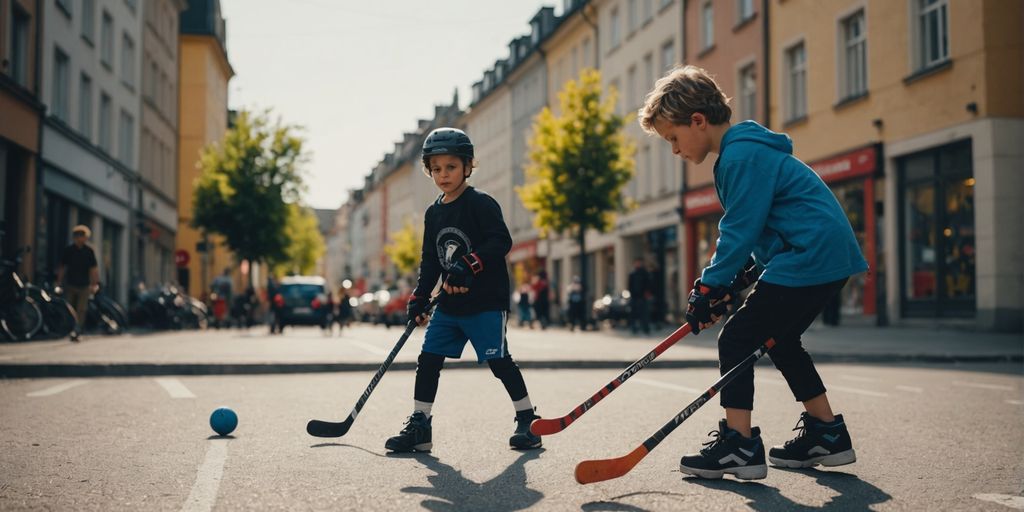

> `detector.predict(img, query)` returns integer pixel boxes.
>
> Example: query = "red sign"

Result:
[174,249,191,268]
[809,145,877,183]
[684,186,722,218]
[508,239,538,262]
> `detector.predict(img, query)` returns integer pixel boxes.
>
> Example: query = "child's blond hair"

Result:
[639,65,732,134]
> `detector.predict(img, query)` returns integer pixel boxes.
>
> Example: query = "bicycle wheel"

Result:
[0,297,44,341]
[96,295,128,333]
[45,297,78,339]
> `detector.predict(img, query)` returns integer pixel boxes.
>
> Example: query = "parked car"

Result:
[270,276,330,332]
[593,290,632,326]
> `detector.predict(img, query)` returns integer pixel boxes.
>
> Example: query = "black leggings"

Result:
[414,352,529,404]
[716,278,847,410]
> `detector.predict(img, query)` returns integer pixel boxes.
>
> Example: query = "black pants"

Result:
[717,278,847,410]
[629,297,650,333]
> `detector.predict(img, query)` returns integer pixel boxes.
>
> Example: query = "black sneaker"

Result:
[680,419,767,480]
[510,408,542,450]
[768,412,856,468]
[385,411,432,453]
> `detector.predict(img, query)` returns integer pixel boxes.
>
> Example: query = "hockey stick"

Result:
[575,338,776,484]
[306,292,443,438]
[531,323,694,436]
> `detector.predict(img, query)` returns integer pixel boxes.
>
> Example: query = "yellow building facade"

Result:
[176,0,235,297]
[771,0,1023,330]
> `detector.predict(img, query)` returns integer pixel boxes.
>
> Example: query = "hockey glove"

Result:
[445,253,484,291]
[407,295,430,324]
[686,280,732,335]
[731,257,760,293]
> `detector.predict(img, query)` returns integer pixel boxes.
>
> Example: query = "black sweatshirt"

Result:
[413,187,512,315]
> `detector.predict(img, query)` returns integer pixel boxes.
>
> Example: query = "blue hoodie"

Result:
[701,121,868,288]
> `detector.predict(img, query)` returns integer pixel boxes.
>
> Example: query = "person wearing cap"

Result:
[56,225,99,338]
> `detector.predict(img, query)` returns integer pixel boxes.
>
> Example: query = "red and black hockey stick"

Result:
[530,323,694,436]
[575,337,776,484]
[306,292,444,438]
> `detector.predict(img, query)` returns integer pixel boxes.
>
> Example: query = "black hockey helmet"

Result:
[421,128,474,173]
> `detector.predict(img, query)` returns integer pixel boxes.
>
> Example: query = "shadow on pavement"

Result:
[682,467,892,510]
[398,449,545,512]
[580,490,695,511]
[309,442,389,458]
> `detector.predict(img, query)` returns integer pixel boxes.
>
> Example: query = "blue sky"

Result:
[222,0,554,209]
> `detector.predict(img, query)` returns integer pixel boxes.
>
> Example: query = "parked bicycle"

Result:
[0,246,43,341]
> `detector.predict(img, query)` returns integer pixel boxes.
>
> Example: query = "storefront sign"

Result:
[508,239,538,262]
[684,187,722,218]
[810,145,877,183]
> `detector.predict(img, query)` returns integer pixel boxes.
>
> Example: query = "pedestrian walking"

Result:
[566,276,585,332]
[628,258,652,334]
[56,225,99,340]
[517,282,532,328]
[640,65,867,479]
[531,271,551,329]
[387,127,542,453]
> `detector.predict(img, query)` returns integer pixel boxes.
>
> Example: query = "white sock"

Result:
[513,396,533,414]
[413,400,433,418]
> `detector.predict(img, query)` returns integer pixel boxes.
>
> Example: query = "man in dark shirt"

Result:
[57,225,99,335]
[628,258,652,334]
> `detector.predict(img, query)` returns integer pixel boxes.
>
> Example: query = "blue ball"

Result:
[210,407,238,436]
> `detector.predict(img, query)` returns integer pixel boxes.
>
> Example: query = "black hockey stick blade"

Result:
[306,415,354,438]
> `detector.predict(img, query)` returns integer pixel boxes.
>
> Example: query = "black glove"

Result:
[731,257,760,292]
[407,295,430,324]
[686,280,732,335]
[445,253,483,290]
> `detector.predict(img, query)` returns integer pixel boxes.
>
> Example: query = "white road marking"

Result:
[181,440,229,512]
[632,378,702,394]
[826,384,889,398]
[973,493,1024,510]
[27,380,88,397]
[347,339,386,356]
[953,381,1015,392]
[156,378,196,399]
[896,385,924,393]
[1005,399,1024,406]
[840,375,875,383]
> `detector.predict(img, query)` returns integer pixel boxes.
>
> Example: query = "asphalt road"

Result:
[2,350,1022,510]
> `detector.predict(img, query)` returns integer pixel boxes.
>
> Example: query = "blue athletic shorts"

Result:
[422,309,508,362]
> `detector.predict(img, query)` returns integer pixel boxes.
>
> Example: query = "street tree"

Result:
[384,220,422,278]
[272,204,326,277]
[518,69,635,327]
[192,110,306,286]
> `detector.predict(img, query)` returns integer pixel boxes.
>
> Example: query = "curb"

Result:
[0,353,1020,378]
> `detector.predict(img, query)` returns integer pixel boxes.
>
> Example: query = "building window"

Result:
[118,110,134,165]
[101,11,114,69]
[643,0,653,22]
[628,0,638,33]
[662,143,676,192]
[914,0,949,70]
[661,40,675,71]
[840,10,867,100]
[610,8,621,49]
[785,42,807,121]
[739,63,757,121]
[147,59,158,102]
[121,33,135,89]
[10,6,30,87]
[737,0,755,23]
[53,48,71,123]
[79,74,93,140]
[124,0,137,14]
[627,65,637,110]
[701,1,714,50]
[660,0,672,9]
[81,0,95,43]
[582,37,591,68]
[643,52,654,91]
[56,0,72,17]
[609,78,621,115]
[99,92,112,153]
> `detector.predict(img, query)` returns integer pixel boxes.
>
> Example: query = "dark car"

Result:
[270,276,330,333]
[592,291,632,325]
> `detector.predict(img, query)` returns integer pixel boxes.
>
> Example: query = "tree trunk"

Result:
[577,225,588,330]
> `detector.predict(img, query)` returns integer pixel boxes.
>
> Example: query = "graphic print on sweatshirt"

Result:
[436,227,473,271]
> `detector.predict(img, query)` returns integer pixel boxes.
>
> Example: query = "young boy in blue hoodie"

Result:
[639,66,868,480]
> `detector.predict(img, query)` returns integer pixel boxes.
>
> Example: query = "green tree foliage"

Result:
[518,69,635,326]
[384,220,422,277]
[192,110,307,284]
[272,204,326,277]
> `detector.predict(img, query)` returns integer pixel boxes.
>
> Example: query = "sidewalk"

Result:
[0,322,1019,378]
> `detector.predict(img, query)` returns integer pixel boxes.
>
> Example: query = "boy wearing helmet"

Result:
[385,127,542,453]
